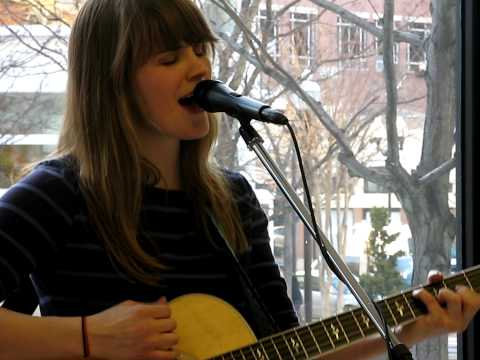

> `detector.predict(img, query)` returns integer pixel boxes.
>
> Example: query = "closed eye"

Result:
[156,50,179,65]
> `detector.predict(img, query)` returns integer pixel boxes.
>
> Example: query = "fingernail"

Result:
[455,285,467,291]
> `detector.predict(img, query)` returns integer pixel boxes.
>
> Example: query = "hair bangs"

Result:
[130,0,217,68]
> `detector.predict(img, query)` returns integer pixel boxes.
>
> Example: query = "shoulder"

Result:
[25,156,78,191]
[222,170,257,202]
[221,170,266,219]
[1,156,79,205]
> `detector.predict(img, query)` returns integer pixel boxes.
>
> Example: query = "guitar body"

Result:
[170,294,257,359]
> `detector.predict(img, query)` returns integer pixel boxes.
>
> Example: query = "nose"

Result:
[185,47,210,81]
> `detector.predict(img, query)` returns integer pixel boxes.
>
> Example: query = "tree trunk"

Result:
[396,185,454,359]
[406,2,457,358]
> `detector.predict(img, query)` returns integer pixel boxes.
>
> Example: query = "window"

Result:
[290,11,315,67]
[258,9,280,59]
[374,19,400,71]
[0,143,55,188]
[337,16,368,67]
[407,22,430,72]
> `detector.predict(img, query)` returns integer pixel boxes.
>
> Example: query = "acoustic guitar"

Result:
[169,265,480,360]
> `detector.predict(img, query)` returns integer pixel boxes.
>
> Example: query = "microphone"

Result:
[191,80,288,125]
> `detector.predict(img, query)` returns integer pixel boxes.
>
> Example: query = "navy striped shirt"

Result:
[0,158,298,336]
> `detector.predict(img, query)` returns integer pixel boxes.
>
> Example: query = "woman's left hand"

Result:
[398,270,480,346]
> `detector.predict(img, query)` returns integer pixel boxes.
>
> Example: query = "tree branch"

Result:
[308,0,423,47]
[383,0,400,166]
[416,155,456,186]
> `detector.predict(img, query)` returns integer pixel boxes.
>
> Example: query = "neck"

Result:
[140,135,182,190]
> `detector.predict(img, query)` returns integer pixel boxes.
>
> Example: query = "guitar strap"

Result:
[207,210,281,338]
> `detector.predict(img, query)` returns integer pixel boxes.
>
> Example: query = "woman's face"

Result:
[134,42,212,144]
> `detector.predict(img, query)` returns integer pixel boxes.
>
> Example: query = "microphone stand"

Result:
[237,118,412,360]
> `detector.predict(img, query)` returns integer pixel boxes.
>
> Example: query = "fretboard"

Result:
[211,264,480,360]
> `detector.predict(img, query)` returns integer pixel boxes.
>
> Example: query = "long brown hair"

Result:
[56,0,248,285]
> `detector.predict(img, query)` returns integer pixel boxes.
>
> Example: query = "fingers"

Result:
[144,332,179,351]
[413,288,443,315]
[147,349,179,360]
[436,287,463,317]
[414,280,480,334]
[129,300,172,319]
[148,317,177,333]
[456,285,480,323]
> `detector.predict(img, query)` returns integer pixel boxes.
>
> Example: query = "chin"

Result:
[185,132,209,141]
[182,127,210,141]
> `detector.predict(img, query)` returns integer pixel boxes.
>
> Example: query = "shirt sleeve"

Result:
[232,173,299,330]
[0,162,77,301]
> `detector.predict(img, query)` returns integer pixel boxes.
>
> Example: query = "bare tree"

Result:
[0,0,70,184]
[208,0,457,358]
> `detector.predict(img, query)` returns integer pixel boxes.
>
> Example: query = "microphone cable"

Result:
[283,122,411,360]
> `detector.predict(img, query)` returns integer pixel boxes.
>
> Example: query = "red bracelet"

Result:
[81,316,90,358]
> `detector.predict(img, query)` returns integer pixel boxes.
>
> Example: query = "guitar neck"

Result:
[211,265,480,360]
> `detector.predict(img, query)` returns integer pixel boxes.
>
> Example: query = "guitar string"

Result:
[212,270,480,360]
[268,271,480,357]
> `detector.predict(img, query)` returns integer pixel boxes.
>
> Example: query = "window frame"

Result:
[458,0,480,359]
[336,16,369,68]
[289,10,315,67]
[406,21,430,72]
[258,8,280,60]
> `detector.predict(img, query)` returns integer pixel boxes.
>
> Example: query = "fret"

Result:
[462,270,474,290]
[239,348,255,360]
[336,315,350,344]
[392,296,411,323]
[469,271,480,291]
[339,311,363,341]
[401,291,416,319]
[350,310,365,338]
[295,326,322,356]
[306,325,323,354]
[320,320,336,349]
[429,283,442,297]
[271,333,293,360]
[224,350,242,360]
[268,338,282,359]
[310,322,335,353]
[248,345,259,360]
[238,349,248,360]
[322,317,349,348]
[384,299,398,326]
[250,342,270,360]
[292,329,309,359]
[262,342,273,360]
[442,279,448,290]
[281,333,297,359]
[258,340,275,360]
[278,331,303,359]
[411,290,427,317]
[358,309,373,332]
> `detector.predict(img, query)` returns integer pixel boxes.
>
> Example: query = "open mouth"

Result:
[178,94,196,106]
[178,94,204,114]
